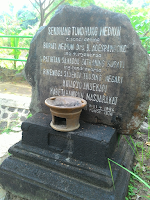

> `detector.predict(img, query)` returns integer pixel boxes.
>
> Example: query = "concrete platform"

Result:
[0,81,31,200]
[0,113,135,200]
[0,125,22,200]
[0,81,31,131]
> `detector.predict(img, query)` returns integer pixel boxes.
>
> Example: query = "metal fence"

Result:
[0,35,33,62]
[0,35,150,64]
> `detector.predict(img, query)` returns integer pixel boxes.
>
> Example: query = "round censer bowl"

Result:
[45,96,87,132]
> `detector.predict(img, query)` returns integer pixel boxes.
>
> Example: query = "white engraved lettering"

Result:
[86,94,118,105]
[43,56,60,63]
[58,43,74,50]
[48,27,71,35]
[105,75,123,84]
[43,69,62,77]
[83,83,107,93]
[99,27,121,36]
[43,42,57,49]
[62,57,79,65]
[72,27,98,36]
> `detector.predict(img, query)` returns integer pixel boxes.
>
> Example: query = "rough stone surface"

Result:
[25,5,149,135]
[0,94,30,109]
[20,116,27,122]
[139,121,149,134]
[8,107,16,112]
[17,109,24,113]
[0,93,30,131]
[0,185,6,200]
[4,192,30,200]
[0,114,134,200]
[1,106,6,109]
[24,110,29,114]
[0,67,26,82]
[2,113,8,119]
[22,113,118,168]
[0,125,23,200]
[0,136,134,200]
[0,122,7,131]
[10,113,18,120]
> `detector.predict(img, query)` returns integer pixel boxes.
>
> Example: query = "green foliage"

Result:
[96,0,150,51]
[10,36,21,69]
[30,0,95,26]
[108,158,150,190]
[108,109,150,199]
[0,15,22,69]
[0,0,150,71]
[125,175,137,200]
[129,8,150,50]
[68,0,95,7]
[148,108,150,142]
[0,4,37,71]
[27,113,32,119]
[108,158,115,190]
[0,112,20,134]
[1,127,12,134]
[0,12,23,68]
[17,6,38,29]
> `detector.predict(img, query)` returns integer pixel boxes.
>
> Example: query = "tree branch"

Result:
[29,0,40,14]
[44,0,55,12]
[143,31,149,37]
[41,0,47,6]
[35,0,40,6]
[44,0,65,23]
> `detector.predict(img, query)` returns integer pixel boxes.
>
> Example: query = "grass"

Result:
[27,113,32,119]
[108,157,150,188]
[126,109,150,199]
[1,127,12,134]
[0,112,20,135]
[1,123,21,135]
[108,108,150,200]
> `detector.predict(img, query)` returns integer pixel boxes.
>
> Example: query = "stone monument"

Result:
[25,5,149,135]
[0,5,149,200]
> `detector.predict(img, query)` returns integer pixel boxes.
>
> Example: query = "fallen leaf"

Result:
[146,142,150,146]
[142,166,146,172]
[136,195,141,200]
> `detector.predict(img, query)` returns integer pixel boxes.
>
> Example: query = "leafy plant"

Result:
[1,127,12,135]
[0,4,36,71]
[125,175,137,200]
[29,0,95,27]
[108,107,150,199]
[9,36,21,69]
[27,113,32,119]
[108,158,150,189]
[148,108,150,142]
[97,0,150,51]
[0,14,22,69]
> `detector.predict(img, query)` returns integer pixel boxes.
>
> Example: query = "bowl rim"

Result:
[45,96,87,110]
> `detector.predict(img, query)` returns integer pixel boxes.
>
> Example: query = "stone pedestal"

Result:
[0,113,134,200]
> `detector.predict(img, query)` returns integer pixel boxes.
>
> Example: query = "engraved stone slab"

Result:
[25,5,150,134]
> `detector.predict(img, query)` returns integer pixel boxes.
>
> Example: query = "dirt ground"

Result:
[0,80,31,97]
[127,130,150,200]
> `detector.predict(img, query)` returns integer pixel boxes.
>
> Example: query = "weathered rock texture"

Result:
[0,113,135,200]
[25,5,150,134]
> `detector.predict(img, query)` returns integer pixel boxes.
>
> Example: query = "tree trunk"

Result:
[39,2,44,27]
